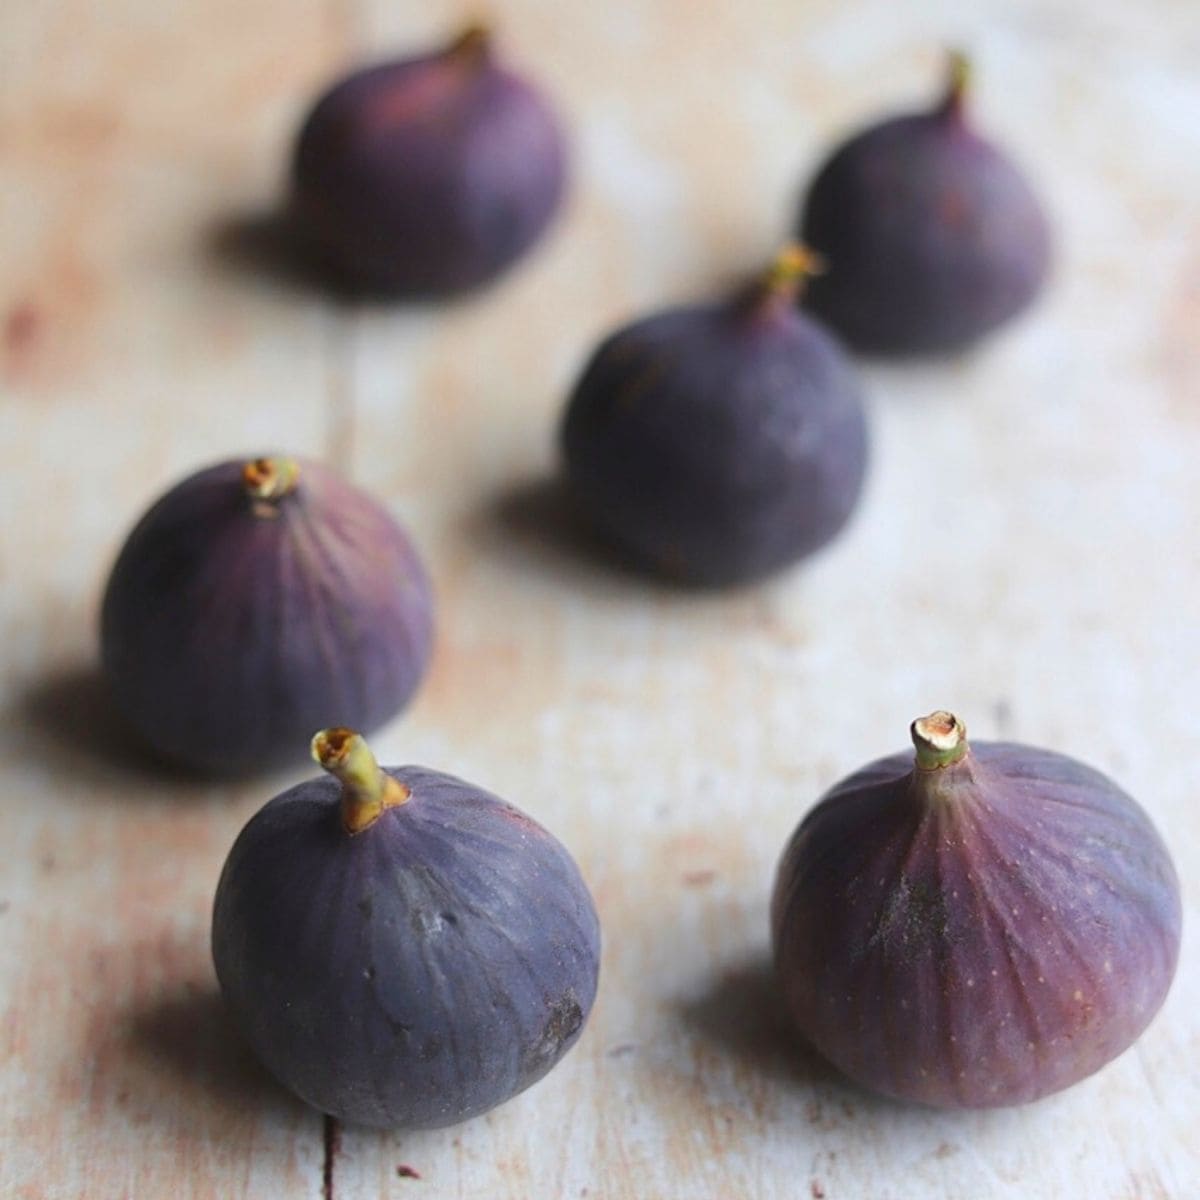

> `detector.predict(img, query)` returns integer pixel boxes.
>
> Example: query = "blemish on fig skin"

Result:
[937,188,969,229]
[396,1163,422,1179]
[811,1181,826,1199]
[526,993,583,1070]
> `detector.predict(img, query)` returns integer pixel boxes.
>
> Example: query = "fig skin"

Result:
[771,712,1181,1109]
[212,730,601,1129]
[559,246,869,587]
[799,54,1051,356]
[290,25,567,297]
[101,458,433,775]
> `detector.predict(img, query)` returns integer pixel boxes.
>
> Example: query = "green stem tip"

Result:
[940,48,971,117]
[760,242,826,305]
[312,728,410,835]
[911,710,969,770]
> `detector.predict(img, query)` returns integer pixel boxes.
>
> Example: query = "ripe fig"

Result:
[771,712,1181,1108]
[799,53,1051,355]
[559,246,869,587]
[101,457,433,775]
[212,729,601,1129]
[290,24,567,297]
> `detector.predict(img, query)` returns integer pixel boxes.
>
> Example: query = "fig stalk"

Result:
[447,21,490,64]
[939,49,971,120]
[910,710,969,769]
[242,457,301,503]
[757,242,826,308]
[312,728,411,835]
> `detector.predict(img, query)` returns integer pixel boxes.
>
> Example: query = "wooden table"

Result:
[3,1,1197,1196]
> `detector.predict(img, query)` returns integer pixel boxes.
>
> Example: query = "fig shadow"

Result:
[13,665,215,794]
[206,210,327,297]
[469,475,757,598]
[678,953,952,1130]
[678,952,843,1091]
[15,664,314,794]
[206,211,485,307]
[467,475,634,585]
[123,984,309,1125]
[682,954,1057,1135]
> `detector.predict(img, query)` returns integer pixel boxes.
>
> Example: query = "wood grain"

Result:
[2,0,1198,1197]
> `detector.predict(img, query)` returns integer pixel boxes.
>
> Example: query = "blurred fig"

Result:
[212,728,601,1128]
[772,711,1181,1108]
[800,52,1051,355]
[290,24,567,296]
[560,245,869,587]
[101,457,433,774]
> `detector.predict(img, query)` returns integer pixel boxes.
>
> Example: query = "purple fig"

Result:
[290,24,567,297]
[559,246,869,587]
[771,712,1181,1108]
[212,728,601,1129]
[101,457,433,775]
[799,53,1051,356]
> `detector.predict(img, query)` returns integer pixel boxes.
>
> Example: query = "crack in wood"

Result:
[322,1114,342,1200]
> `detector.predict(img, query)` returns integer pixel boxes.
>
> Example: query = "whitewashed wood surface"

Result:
[2,0,1198,1197]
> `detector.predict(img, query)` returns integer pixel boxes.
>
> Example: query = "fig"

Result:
[290,24,567,297]
[771,712,1181,1108]
[101,457,433,775]
[212,728,601,1129]
[559,245,869,587]
[799,53,1051,355]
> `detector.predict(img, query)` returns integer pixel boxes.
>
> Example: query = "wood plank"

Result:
[340,2,1200,1198]
[0,0,346,1196]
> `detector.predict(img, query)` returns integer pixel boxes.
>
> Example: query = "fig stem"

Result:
[312,728,411,835]
[911,711,969,770]
[243,457,300,504]
[759,243,826,306]
[940,49,971,119]
[447,20,491,63]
